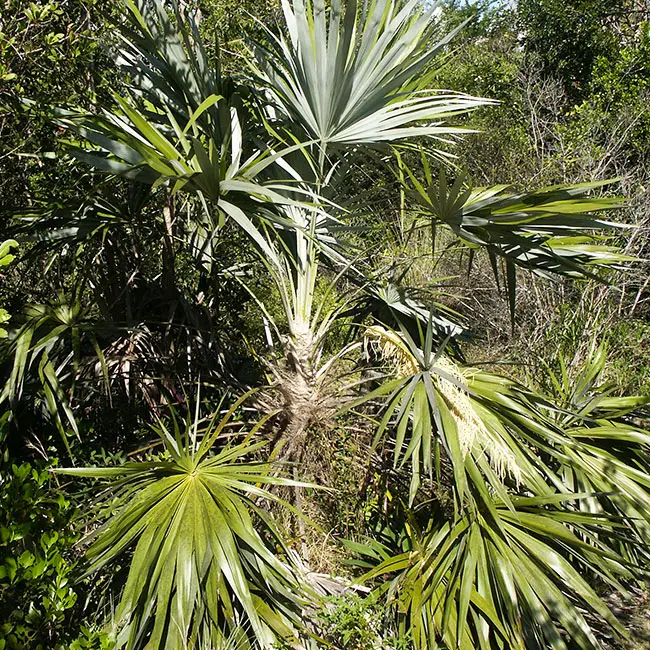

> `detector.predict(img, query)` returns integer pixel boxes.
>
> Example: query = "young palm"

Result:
[59,397,310,649]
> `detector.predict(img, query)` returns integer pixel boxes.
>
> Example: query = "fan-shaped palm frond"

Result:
[465,366,650,567]
[116,0,221,132]
[56,0,319,268]
[359,498,630,650]
[59,397,312,650]
[526,345,650,565]
[405,165,633,318]
[251,0,491,150]
[346,323,650,648]
[350,315,486,502]
[0,296,107,451]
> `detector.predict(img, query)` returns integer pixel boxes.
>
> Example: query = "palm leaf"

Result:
[361,498,630,650]
[58,400,311,649]
[55,0,315,268]
[0,298,103,451]
[405,167,633,320]
[251,0,492,150]
[355,316,650,572]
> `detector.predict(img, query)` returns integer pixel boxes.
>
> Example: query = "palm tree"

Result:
[59,397,309,649]
[5,0,650,648]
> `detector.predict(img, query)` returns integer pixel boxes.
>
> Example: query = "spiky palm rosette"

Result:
[350,321,650,650]
[364,324,520,486]
[58,398,315,650]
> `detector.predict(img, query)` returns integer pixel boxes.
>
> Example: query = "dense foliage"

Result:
[2,0,650,649]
